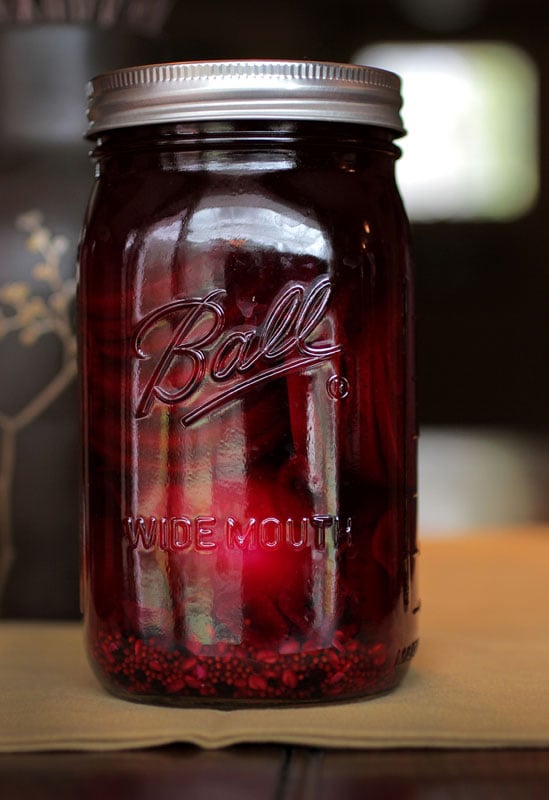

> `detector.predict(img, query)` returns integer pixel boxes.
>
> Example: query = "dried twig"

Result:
[0,210,77,607]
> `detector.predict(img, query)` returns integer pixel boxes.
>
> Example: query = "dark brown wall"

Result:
[166,0,549,430]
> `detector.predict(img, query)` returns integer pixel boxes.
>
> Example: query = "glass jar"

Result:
[79,60,419,706]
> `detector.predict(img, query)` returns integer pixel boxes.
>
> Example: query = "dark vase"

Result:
[0,24,166,617]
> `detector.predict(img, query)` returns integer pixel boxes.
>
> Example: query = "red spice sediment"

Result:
[91,630,395,703]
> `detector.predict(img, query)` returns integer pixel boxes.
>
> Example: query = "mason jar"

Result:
[79,60,419,706]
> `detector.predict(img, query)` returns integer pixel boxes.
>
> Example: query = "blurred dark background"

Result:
[164,0,549,430]
[0,0,547,618]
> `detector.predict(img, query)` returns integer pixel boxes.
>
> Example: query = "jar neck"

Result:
[91,120,401,162]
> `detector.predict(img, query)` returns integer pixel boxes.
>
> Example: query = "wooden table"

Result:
[2,746,549,799]
[3,429,549,796]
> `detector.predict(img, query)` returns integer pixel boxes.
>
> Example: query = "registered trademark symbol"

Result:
[327,374,350,400]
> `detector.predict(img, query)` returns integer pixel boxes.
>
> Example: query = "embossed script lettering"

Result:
[132,277,340,425]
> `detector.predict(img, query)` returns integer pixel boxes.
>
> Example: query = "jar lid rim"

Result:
[86,59,405,137]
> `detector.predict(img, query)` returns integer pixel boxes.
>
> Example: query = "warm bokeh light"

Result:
[353,41,539,222]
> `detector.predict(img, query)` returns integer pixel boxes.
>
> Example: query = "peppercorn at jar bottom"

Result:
[89,626,418,706]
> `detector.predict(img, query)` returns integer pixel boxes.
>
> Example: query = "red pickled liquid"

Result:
[79,122,419,706]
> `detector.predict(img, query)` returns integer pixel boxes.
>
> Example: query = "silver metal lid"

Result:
[86,60,404,137]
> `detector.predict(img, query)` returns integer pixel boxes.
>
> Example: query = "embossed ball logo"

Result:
[132,276,343,425]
